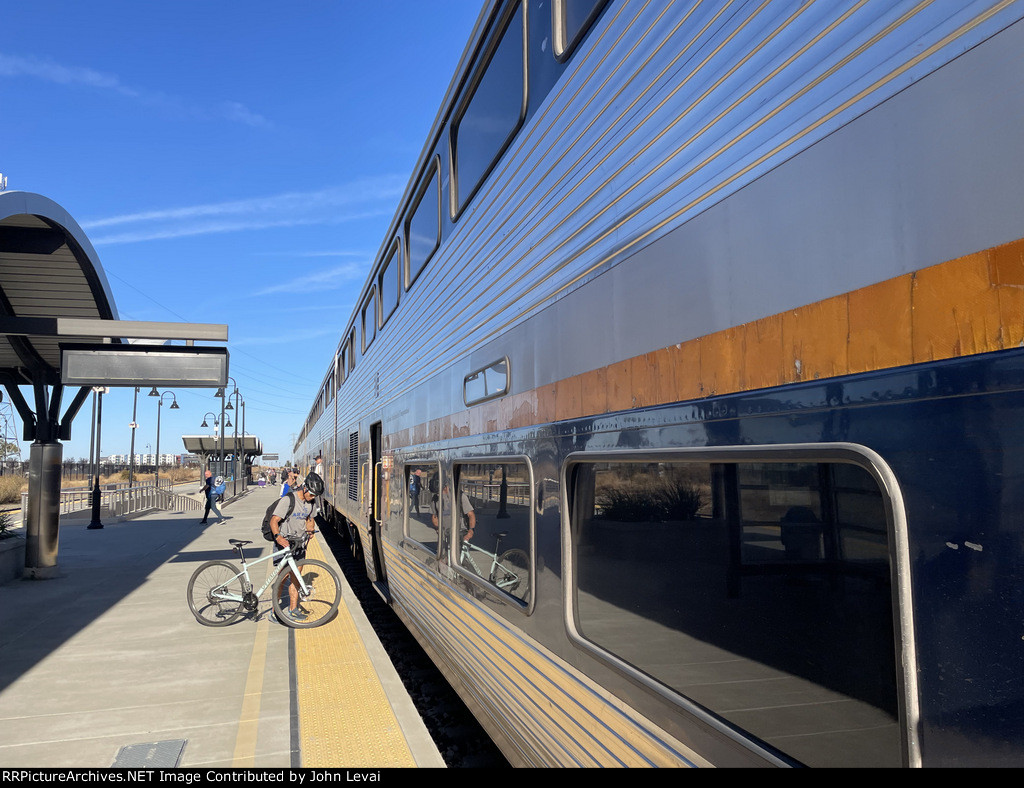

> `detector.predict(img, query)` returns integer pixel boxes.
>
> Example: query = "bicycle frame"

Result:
[212,544,310,605]
[460,539,521,592]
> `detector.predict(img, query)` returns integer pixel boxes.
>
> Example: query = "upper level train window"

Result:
[378,241,401,328]
[361,288,376,352]
[464,357,509,406]
[553,0,609,59]
[567,453,902,767]
[406,161,440,288]
[452,461,532,605]
[405,462,441,554]
[450,1,526,216]
[345,330,356,373]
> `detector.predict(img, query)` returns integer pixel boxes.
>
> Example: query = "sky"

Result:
[0,0,483,464]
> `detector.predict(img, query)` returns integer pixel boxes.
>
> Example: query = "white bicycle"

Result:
[186,533,341,628]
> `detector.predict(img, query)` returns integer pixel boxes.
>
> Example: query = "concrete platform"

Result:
[0,486,444,769]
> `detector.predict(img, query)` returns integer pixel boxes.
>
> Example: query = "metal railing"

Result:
[21,480,203,526]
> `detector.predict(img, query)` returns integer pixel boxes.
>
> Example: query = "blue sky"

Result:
[1,0,482,464]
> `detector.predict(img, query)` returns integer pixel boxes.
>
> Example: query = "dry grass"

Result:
[0,475,26,504]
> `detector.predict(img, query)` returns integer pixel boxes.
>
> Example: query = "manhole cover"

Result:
[112,739,187,768]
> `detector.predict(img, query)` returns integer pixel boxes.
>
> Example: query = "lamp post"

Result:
[240,397,246,490]
[149,388,178,490]
[201,412,218,478]
[127,386,139,490]
[216,377,236,496]
[88,386,108,530]
[228,385,241,498]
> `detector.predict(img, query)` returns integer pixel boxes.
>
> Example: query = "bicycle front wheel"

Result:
[188,560,245,626]
[272,558,342,628]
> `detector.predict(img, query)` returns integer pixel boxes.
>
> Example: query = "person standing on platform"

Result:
[200,469,224,524]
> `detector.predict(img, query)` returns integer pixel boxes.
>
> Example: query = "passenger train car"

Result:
[295,0,1024,767]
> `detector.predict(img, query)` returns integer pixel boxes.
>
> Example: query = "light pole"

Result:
[216,377,236,495]
[240,397,246,490]
[201,412,218,478]
[148,388,178,489]
[128,386,139,490]
[227,384,242,498]
[88,386,108,530]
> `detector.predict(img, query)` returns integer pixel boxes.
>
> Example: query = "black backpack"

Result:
[261,492,296,541]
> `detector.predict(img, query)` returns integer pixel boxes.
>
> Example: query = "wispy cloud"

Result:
[230,327,340,347]
[81,177,405,245]
[251,262,367,296]
[0,52,269,127]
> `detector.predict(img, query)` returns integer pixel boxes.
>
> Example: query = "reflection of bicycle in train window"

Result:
[460,530,530,599]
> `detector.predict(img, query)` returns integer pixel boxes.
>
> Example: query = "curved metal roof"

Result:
[0,191,119,384]
[182,434,264,457]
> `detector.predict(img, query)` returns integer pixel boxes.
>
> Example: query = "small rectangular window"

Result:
[378,242,401,327]
[569,453,901,767]
[361,289,376,352]
[553,0,608,59]
[406,162,441,287]
[452,461,532,604]
[405,462,441,554]
[346,331,356,372]
[451,2,526,215]
[464,358,509,405]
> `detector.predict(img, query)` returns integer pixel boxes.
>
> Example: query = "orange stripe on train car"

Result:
[381,236,1024,452]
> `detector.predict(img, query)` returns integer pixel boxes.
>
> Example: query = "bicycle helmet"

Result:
[303,472,325,496]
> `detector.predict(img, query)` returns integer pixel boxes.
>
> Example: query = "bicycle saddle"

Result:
[229,539,253,547]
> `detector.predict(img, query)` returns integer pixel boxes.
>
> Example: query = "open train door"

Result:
[369,421,389,601]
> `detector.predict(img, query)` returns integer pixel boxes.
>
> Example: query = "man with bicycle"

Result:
[267,472,324,621]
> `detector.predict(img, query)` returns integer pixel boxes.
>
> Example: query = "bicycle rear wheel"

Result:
[272,558,342,628]
[187,560,245,626]
[498,549,531,601]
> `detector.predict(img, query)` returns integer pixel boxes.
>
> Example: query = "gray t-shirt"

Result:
[272,492,320,540]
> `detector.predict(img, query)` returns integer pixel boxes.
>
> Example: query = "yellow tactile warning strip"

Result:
[386,235,1024,450]
[293,537,417,768]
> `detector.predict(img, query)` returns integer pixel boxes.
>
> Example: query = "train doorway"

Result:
[370,421,389,596]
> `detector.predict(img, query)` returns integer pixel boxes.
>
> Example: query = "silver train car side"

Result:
[295,0,1024,767]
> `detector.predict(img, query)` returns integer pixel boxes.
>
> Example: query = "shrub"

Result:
[598,479,705,522]
[0,510,12,538]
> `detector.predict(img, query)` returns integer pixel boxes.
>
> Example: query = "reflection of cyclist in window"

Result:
[431,478,476,541]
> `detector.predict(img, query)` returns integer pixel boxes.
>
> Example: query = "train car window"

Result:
[453,461,532,605]
[378,241,401,328]
[406,161,440,288]
[553,0,609,60]
[346,330,356,373]
[450,1,526,216]
[361,288,376,352]
[569,456,901,767]
[405,462,441,554]
[464,357,510,405]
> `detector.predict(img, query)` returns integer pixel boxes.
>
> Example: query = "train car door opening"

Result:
[370,421,389,591]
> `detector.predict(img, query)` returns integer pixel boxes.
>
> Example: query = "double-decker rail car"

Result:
[294,0,1024,767]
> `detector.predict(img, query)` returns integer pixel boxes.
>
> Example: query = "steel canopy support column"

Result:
[23,378,64,579]
[24,440,62,579]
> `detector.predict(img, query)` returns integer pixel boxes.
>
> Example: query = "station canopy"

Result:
[0,191,228,395]
[182,434,263,459]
